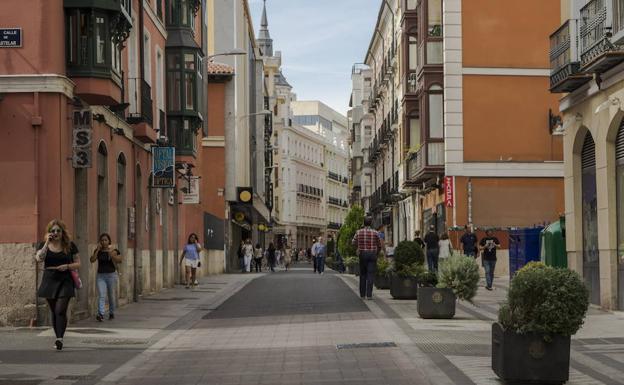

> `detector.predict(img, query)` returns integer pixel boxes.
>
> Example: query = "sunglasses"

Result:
[50,229,62,234]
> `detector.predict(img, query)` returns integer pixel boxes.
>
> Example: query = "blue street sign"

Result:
[0,28,22,48]
[152,147,175,188]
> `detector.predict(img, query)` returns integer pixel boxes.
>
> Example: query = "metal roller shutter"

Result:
[616,122,624,161]
[582,133,596,170]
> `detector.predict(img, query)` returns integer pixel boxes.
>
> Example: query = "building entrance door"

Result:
[581,133,600,305]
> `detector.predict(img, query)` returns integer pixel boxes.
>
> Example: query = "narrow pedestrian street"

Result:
[1,264,623,385]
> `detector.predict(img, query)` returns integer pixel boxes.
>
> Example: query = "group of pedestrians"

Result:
[238,239,295,273]
[415,225,501,290]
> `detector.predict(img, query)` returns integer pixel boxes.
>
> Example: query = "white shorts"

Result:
[185,259,199,268]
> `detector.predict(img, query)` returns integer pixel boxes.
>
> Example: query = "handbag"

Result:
[70,269,83,289]
[197,261,201,268]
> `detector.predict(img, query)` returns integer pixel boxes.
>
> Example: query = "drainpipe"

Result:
[32,92,42,326]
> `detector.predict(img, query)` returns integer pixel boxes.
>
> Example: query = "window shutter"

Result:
[616,122,624,162]
[582,133,596,170]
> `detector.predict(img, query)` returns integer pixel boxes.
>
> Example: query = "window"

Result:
[144,31,151,84]
[409,35,418,70]
[166,0,194,28]
[410,118,421,149]
[428,0,442,36]
[166,50,198,112]
[95,16,106,64]
[427,41,443,64]
[428,89,443,138]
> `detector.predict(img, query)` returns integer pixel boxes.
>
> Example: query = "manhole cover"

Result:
[56,375,96,380]
[336,342,397,350]
[142,297,199,301]
[70,328,114,334]
[81,339,147,345]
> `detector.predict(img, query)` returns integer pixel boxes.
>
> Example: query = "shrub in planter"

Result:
[492,262,589,385]
[417,255,479,319]
[390,241,424,299]
[325,256,334,270]
[344,255,358,275]
[374,257,391,289]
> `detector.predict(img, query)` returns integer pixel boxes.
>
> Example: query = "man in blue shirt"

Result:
[312,237,327,275]
[460,225,478,257]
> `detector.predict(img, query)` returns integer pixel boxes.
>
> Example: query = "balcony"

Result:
[328,222,342,230]
[580,0,624,73]
[328,171,341,182]
[328,197,343,207]
[297,184,323,200]
[550,20,593,92]
[404,141,444,186]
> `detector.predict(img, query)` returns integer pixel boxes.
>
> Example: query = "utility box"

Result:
[509,227,544,279]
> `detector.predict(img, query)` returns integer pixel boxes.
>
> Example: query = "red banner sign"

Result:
[444,176,454,208]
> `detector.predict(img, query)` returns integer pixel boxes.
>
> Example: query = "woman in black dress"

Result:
[35,219,81,350]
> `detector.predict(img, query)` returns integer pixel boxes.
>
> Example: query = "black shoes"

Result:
[55,339,63,351]
[485,286,493,291]
[109,313,115,320]
[96,313,104,322]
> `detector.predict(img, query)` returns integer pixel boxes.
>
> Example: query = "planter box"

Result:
[491,322,571,385]
[346,265,358,275]
[390,274,418,299]
[417,287,456,319]
[374,274,390,290]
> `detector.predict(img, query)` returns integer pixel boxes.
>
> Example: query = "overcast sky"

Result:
[248,0,380,117]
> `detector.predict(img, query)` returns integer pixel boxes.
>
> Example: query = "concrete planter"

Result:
[491,322,571,385]
[389,274,418,299]
[374,274,390,290]
[416,287,456,319]
[346,265,358,275]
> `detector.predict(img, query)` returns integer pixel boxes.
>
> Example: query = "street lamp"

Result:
[237,110,272,121]
[206,48,247,62]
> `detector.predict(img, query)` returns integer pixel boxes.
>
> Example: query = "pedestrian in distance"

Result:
[242,238,254,273]
[312,237,326,275]
[479,229,501,291]
[275,247,282,269]
[438,232,453,261]
[424,225,440,272]
[267,242,277,272]
[90,233,122,321]
[253,243,263,273]
[413,230,425,250]
[460,225,478,257]
[34,219,81,351]
[179,233,202,288]
[237,240,245,273]
[352,216,383,300]
[310,238,318,273]
[284,243,293,271]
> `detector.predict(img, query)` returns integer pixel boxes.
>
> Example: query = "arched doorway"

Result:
[97,142,109,235]
[581,132,600,305]
[116,154,127,299]
[616,123,624,309]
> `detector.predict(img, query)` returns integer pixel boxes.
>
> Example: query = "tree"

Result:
[338,205,365,259]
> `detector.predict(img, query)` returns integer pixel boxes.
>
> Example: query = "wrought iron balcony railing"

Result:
[550,19,592,92]
[580,0,624,73]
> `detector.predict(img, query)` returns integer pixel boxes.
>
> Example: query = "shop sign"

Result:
[72,109,92,168]
[0,28,22,48]
[151,146,175,188]
[181,176,200,204]
[444,176,454,208]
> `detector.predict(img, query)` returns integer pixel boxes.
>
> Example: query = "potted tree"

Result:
[374,257,391,289]
[492,262,589,384]
[389,240,424,299]
[337,205,364,276]
[417,254,479,319]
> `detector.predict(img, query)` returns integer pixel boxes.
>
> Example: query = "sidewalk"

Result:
[0,273,257,385]
[339,274,624,385]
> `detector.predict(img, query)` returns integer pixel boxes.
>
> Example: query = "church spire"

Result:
[258,0,273,56]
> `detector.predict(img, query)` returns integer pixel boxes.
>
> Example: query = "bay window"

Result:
[428,85,443,138]
[428,0,442,36]
[165,0,199,27]
[167,50,198,113]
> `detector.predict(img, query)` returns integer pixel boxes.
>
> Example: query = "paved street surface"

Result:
[1,263,623,385]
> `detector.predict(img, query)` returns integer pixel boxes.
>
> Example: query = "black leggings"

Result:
[46,297,71,339]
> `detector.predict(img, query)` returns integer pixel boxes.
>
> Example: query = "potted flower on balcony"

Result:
[417,254,480,319]
[374,256,391,289]
[390,240,424,299]
[492,262,589,385]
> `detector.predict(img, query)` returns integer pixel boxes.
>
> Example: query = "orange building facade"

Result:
[0,0,226,326]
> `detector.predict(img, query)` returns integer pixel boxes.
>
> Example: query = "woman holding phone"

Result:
[90,233,122,321]
[35,219,81,351]
[179,233,202,288]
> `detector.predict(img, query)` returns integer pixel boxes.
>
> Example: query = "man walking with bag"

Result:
[352,217,382,300]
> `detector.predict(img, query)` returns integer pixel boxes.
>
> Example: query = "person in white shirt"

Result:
[438,232,453,260]
[242,239,254,273]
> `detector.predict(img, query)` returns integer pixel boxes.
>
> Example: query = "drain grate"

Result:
[141,297,199,301]
[80,338,148,345]
[69,328,114,334]
[336,342,397,350]
[56,375,96,380]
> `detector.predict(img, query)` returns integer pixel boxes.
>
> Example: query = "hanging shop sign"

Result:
[72,109,93,168]
[151,146,175,188]
[0,28,22,48]
[181,176,200,204]
[444,176,454,208]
